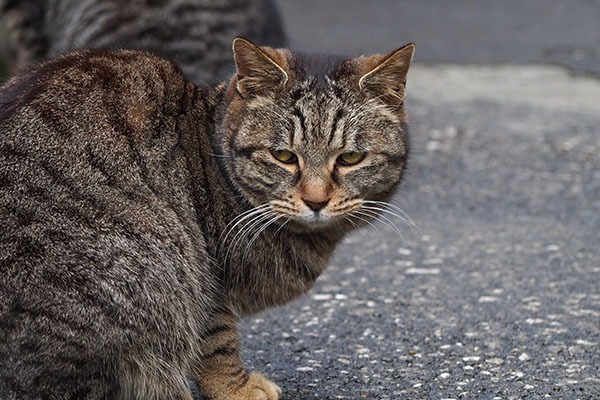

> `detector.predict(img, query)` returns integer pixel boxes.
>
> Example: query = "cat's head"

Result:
[220,38,414,232]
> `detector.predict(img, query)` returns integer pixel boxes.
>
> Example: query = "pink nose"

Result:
[303,198,330,212]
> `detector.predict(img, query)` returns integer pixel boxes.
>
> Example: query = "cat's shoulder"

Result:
[0,49,190,123]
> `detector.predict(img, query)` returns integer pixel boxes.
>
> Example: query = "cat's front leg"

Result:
[193,310,282,400]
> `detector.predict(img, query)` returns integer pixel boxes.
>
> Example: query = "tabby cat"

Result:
[0,38,414,399]
[0,0,285,84]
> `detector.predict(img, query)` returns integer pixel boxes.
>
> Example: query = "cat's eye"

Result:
[270,149,297,164]
[337,151,365,166]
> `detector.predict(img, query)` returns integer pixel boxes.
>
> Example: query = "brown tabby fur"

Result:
[0,39,414,399]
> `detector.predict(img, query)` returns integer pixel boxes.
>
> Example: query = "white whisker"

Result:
[224,210,274,265]
[347,212,384,241]
[218,204,270,254]
[242,215,282,266]
[343,216,359,230]
[359,205,411,228]
[362,200,420,235]
[355,209,405,242]
[274,218,291,236]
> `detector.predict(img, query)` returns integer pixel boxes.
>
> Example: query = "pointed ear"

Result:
[358,43,415,104]
[232,37,288,96]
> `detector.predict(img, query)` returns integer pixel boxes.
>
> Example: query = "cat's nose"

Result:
[303,198,330,212]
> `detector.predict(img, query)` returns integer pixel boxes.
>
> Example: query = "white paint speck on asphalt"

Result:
[519,353,531,361]
[405,267,440,275]
[397,247,412,255]
[525,318,545,324]
[478,296,500,303]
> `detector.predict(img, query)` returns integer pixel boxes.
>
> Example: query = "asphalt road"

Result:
[275,0,600,76]
[230,2,600,399]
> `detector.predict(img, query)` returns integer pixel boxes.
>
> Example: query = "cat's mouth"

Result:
[274,210,360,233]
[268,198,371,232]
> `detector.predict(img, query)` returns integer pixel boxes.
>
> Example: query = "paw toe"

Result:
[248,372,281,400]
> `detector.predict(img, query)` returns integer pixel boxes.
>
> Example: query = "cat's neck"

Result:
[183,84,346,314]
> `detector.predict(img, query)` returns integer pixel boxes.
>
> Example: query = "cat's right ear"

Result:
[232,37,288,96]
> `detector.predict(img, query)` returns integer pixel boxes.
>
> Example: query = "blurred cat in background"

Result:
[0,0,286,84]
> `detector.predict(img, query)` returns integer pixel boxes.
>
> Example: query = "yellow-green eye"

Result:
[270,149,297,164]
[337,151,365,166]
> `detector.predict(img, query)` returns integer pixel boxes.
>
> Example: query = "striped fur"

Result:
[0,39,414,399]
[0,0,286,84]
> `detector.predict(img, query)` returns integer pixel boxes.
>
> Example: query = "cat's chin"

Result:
[284,215,353,234]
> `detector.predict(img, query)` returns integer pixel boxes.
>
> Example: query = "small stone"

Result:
[405,267,440,275]
[478,296,499,303]
[427,141,441,151]
[525,318,545,324]
[519,353,531,362]
[398,248,412,255]
[576,339,596,346]
[511,371,525,380]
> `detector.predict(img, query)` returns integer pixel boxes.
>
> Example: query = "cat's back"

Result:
[1,49,191,137]
[0,49,200,241]
[0,49,208,281]
[0,51,214,398]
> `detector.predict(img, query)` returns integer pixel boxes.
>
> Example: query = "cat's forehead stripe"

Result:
[327,108,345,147]
[292,52,348,87]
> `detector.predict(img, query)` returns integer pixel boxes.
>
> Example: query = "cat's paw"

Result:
[229,372,282,400]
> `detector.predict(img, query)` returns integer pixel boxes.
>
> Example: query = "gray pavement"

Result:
[236,2,600,399]
[275,0,600,76]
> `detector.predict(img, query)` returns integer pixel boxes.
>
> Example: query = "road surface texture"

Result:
[213,1,600,399]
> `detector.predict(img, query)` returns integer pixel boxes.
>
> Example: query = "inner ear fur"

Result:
[358,43,415,104]
[232,37,289,96]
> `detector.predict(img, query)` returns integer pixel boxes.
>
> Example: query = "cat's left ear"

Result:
[232,37,288,96]
[358,43,415,104]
